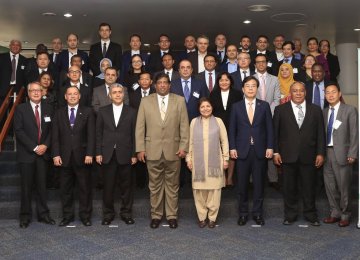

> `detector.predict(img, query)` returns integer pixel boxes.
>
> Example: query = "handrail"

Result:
[0,87,25,152]
[0,87,14,122]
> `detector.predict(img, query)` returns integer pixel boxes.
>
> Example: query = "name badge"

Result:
[21,65,25,70]
[193,92,200,98]
[267,62,272,67]
[293,68,298,73]
[132,83,140,91]
[44,116,51,122]
[333,120,342,129]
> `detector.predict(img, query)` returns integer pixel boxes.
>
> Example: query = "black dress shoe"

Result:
[150,219,161,229]
[81,219,92,226]
[309,220,321,227]
[102,219,112,225]
[121,216,135,225]
[269,182,281,190]
[19,220,30,228]
[38,216,56,225]
[253,215,265,225]
[168,219,178,229]
[283,219,294,225]
[237,216,248,226]
[59,218,74,227]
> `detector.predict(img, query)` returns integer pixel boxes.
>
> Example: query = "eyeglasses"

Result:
[132,60,142,64]
[255,60,267,64]
[29,89,42,93]
[69,70,81,74]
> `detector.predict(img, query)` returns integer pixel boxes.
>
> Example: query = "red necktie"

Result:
[35,105,41,143]
[208,72,213,92]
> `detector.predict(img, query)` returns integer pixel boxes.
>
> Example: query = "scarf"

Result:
[193,115,221,182]
[278,63,295,97]
[96,58,112,79]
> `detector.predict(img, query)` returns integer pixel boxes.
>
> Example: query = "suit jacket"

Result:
[209,87,243,131]
[135,93,189,161]
[89,41,122,76]
[52,105,95,167]
[120,50,149,83]
[170,77,209,121]
[129,86,156,110]
[0,52,27,96]
[59,71,93,90]
[195,70,219,92]
[57,84,92,108]
[273,102,325,164]
[273,57,306,82]
[176,49,196,61]
[147,50,178,73]
[91,84,129,112]
[229,99,273,159]
[187,51,216,74]
[58,49,89,73]
[249,49,273,73]
[14,101,53,163]
[153,70,180,82]
[323,103,358,165]
[326,52,340,82]
[230,69,255,92]
[253,73,281,115]
[96,104,136,164]
[25,66,59,88]
[305,80,329,109]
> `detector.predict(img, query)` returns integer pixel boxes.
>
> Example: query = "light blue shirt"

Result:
[312,81,325,109]
[226,60,238,73]
[283,56,293,64]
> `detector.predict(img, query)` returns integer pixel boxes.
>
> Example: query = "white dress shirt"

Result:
[113,103,123,127]
[68,104,79,120]
[197,52,206,73]
[291,100,306,123]
[221,90,230,110]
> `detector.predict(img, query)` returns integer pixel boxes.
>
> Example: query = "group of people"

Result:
[0,22,357,230]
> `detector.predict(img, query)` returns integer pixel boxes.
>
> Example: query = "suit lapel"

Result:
[152,94,163,124]
[117,105,126,128]
[62,106,72,130]
[253,99,262,124]
[26,102,38,130]
[286,102,299,128]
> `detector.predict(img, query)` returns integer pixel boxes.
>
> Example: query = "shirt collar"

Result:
[68,104,79,111]
[291,100,306,109]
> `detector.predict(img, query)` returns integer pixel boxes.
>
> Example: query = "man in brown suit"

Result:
[135,73,189,229]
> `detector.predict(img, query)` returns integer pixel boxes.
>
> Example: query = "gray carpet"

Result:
[1,217,360,259]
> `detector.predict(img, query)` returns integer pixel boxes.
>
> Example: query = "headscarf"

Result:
[96,58,112,79]
[278,63,295,97]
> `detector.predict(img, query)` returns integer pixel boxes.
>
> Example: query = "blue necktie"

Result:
[327,107,335,145]
[184,80,190,102]
[69,107,76,128]
[314,82,321,107]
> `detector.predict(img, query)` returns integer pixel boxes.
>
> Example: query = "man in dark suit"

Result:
[229,76,273,226]
[220,45,239,73]
[239,35,252,53]
[231,52,255,91]
[249,35,272,73]
[177,35,197,61]
[96,84,137,226]
[89,23,122,77]
[0,40,27,105]
[272,41,306,82]
[170,60,209,122]
[52,86,95,227]
[50,37,62,70]
[14,82,56,228]
[305,63,329,109]
[268,35,285,66]
[187,35,210,74]
[58,33,89,73]
[195,53,219,93]
[212,33,227,65]
[147,34,177,73]
[273,81,325,226]
[120,34,148,84]
[293,38,305,61]
[323,82,358,227]
[152,53,180,82]
[58,65,92,107]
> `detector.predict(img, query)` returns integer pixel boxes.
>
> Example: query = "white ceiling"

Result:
[1,0,360,52]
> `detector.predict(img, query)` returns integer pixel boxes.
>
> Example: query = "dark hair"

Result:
[162,53,174,61]
[319,39,330,51]
[274,34,285,39]
[129,54,145,74]
[302,54,316,69]
[130,34,141,42]
[99,22,111,30]
[159,34,170,40]
[36,51,49,59]
[70,54,82,63]
[325,81,340,91]
[255,53,268,62]
[216,71,234,88]
[256,35,269,42]
[311,62,324,71]
[204,53,218,63]
[226,44,238,51]
[243,75,259,87]
[38,71,54,89]
[139,71,152,79]
[282,41,295,50]
[154,73,170,84]
[67,33,79,40]
[198,97,213,110]
[240,35,251,41]
[307,37,319,46]
[105,66,119,77]
[35,44,48,55]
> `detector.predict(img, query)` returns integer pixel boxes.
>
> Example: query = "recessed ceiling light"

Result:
[42,12,56,16]
[82,40,89,44]
[64,13,72,18]
[296,23,308,27]
[143,43,150,47]
[271,13,306,23]
[354,28,360,31]
[248,5,270,12]
[82,14,87,17]
[243,20,251,24]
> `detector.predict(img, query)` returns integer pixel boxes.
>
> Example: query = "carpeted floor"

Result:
[1,217,360,259]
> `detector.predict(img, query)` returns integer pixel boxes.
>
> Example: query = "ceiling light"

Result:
[271,13,306,23]
[296,23,308,27]
[243,20,251,24]
[42,12,56,16]
[248,5,270,12]
[64,13,72,18]
[354,28,360,31]
[143,43,150,47]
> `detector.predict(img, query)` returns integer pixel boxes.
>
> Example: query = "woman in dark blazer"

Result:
[123,54,146,92]
[39,71,57,110]
[210,71,243,186]
[317,39,340,82]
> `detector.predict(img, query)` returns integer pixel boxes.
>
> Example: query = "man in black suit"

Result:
[89,22,122,77]
[147,34,177,73]
[50,37,62,70]
[305,63,329,110]
[25,51,58,87]
[58,33,89,73]
[0,40,27,105]
[52,86,95,227]
[249,35,272,72]
[177,35,197,61]
[213,33,227,65]
[58,65,92,107]
[59,55,93,90]
[195,53,218,93]
[120,34,149,84]
[272,41,306,82]
[273,81,325,226]
[268,34,285,66]
[96,84,137,225]
[231,52,255,91]
[239,35,251,53]
[187,35,210,74]
[14,82,56,228]
[152,53,180,82]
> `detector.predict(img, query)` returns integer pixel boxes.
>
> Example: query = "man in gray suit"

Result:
[323,82,358,227]
[254,53,281,190]
[92,67,129,113]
